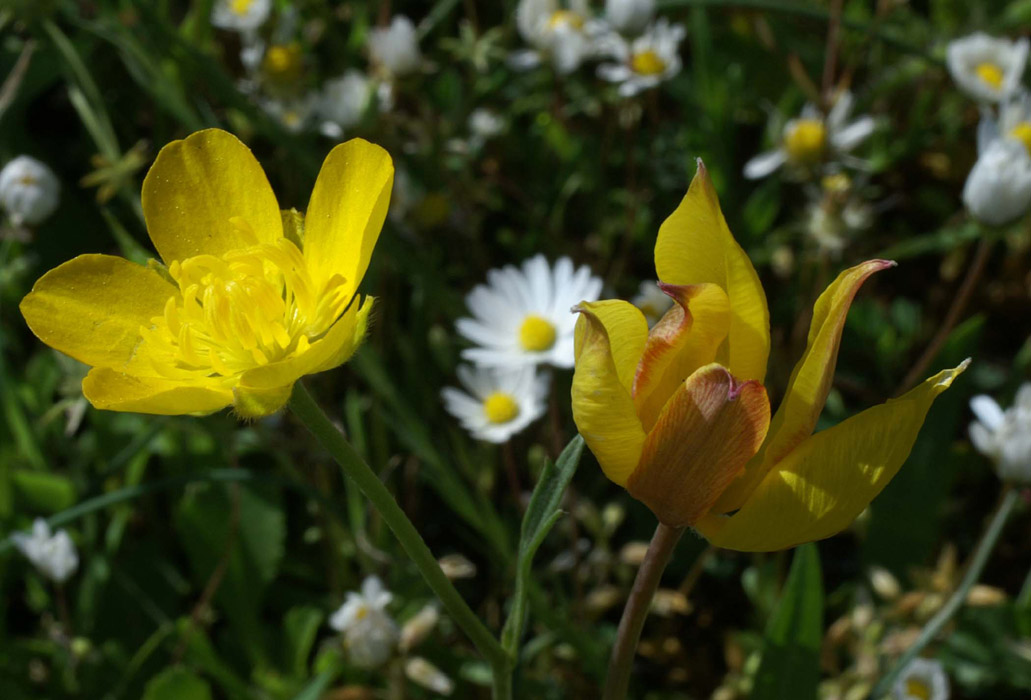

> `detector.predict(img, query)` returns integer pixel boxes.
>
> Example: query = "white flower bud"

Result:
[12,519,78,583]
[963,138,1031,225]
[369,16,422,77]
[0,156,60,226]
[319,71,373,138]
[399,604,439,653]
[404,657,455,696]
[328,576,399,669]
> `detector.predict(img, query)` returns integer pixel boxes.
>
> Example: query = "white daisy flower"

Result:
[456,255,603,368]
[892,658,950,700]
[604,0,655,36]
[511,0,597,75]
[369,16,423,78]
[969,384,1031,484]
[12,519,78,583]
[469,109,505,142]
[329,575,399,669]
[441,365,549,443]
[962,105,1031,226]
[404,657,455,696]
[211,0,271,34]
[596,18,685,97]
[260,94,316,133]
[318,70,373,138]
[0,156,60,227]
[743,91,876,179]
[947,33,1028,103]
[631,280,673,327]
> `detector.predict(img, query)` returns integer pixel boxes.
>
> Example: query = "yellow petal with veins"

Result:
[694,361,969,552]
[654,161,770,383]
[82,369,234,415]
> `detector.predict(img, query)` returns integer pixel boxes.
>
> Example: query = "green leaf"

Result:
[142,668,213,700]
[283,607,324,677]
[12,470,77,512]
[752,543,824,700]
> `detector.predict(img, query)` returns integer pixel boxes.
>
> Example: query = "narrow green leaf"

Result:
[284,607,324,677]
[142,668,213,700]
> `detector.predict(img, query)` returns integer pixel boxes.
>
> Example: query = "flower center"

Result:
[263,44,302,81]
[17,175,37,186]
[975,62,1004,89]
[519,315,557,352]
[547,10,584,30]
[231,0,255,15]
[483,392,520,424]
[355,605,369,621]
[784,119,827,163]
[1010,122,1031,155]
[821,172,851,193]
[141,227,349,380]
[904,678,932,700]
[631,50,667,76]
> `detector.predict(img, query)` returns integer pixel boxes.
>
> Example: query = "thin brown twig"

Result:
[820,0,844,100]
[0,39,36,119]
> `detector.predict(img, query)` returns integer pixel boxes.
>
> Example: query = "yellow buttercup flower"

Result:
[20,129,393,418]
[571,161,967,551]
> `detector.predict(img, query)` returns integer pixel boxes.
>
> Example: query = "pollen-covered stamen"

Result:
[141,237,350,379]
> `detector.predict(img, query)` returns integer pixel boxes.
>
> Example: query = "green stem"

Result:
[603,522,684,700]
[287,383,511,686]
[874,487,1020,695]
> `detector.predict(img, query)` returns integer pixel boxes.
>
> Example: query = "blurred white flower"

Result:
[631,280,673,327]
[369,16,422,77]
[803,174,873,255]
[893,658,949,700]
[0,156,60,226]
[604,0,655,35]
[329,576,399,669]
[469,109,505,142]
[743,91,876,179]
[211,0,271,33]
[405,657,455,696]
[511,0,596,75]
[969,384,1031,484]
[12,519,78,583]
[962,131,1031,226]
[947,33,1028,103]
[319,71,373,138]
[596,18,685,97]
[456,255,603,368]
[441,365,549,443]
[260,95,316,133]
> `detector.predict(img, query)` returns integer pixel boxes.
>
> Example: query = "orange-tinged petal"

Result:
[303,139,393,297]
[20,254,176,369]
[711,259,893,513]
[654,161,770,382]
[632,283,730,432]
[142,129,283,263]
[627,364,770,527]
[82,368,234,415]
[571,300,649,487]
[694,361,969,552]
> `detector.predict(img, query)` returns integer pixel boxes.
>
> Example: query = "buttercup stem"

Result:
[874,486,1019,695]
[288,383,512,690]
[604,522,685,700]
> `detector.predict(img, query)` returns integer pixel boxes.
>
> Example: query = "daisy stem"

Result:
[604,522,684,700]
[873,486,1019,696]
[288,383,512,689]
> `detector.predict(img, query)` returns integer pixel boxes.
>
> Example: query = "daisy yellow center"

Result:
[17,175,37,186]
[821,172,851,193]
[140,227,349,379]
[231,0,254,15]
[631,50,667,76]
[975,62,1004,89]
[483,392,520,424]
[905,678,932,700]
[548,10,584,30]
[1010,122,1031,155]
[355,605,369,620]
[519,315,557,352]
[784,119,827,163]
[263,45,302,80]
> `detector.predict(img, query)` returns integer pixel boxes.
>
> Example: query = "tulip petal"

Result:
[694,361,969,552]
[20,254,177,370]
[303,139,393,297]
[654,161,770,382]
[627,364,770,527]
[82,368,234,415]
[142,129,283,263]
[711,260,893,513]
[632,283,731,432]
[571,300,649,487]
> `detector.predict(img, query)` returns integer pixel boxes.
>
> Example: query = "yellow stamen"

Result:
[821,173,851,193]
[17,175,37,186]
[263,44,303,83]
[231,0,254,15]
[784,119,827,164]
[355,605,369,620]
[519,315,557,352]
[1010,122,1031,156]
[483,393,519,424]
[547,10,584,30]
[631,50,666,76]
[975,62,1004,90]
[905,678,932,700]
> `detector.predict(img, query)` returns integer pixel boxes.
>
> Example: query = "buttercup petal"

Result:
[654,161,770,382]
[82,368,234,415]
[571,300,649,486]
[20,254,176,369]
[627,364,770,527]
[142,129,282,263]
[303,139,393,297]
[695,361,969,552]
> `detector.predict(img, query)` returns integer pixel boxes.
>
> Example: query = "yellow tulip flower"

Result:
[571,161,968,551]
[20,129,393,418]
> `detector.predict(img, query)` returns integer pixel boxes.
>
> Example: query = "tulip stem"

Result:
[288,383,512,692]
[873,486,1019,695]
[604,522,684,700]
